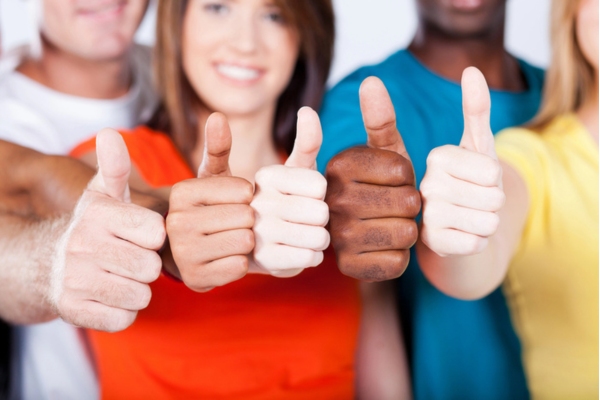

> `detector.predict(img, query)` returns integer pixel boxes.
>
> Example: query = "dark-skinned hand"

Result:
[325,77,421,282]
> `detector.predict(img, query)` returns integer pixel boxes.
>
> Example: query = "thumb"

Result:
[285,106,322,170]
[88,128,131,203]
[460,67,497,159]
[359,76,410,161]
[198,112,232,178]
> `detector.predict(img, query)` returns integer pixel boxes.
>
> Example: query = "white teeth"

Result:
[217,64,260,81]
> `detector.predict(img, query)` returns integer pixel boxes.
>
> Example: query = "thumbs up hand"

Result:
[420,67,505,257]
[325,77,421,282]
[250,107,330,277]
[167,113,254,292]
[50,129,166,332]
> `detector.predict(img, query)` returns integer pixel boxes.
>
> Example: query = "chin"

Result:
[84,39,132,60]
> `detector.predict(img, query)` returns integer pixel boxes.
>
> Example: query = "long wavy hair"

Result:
[148,0,335,160]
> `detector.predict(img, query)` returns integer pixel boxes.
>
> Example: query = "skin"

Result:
[410,0,525,91]
[77,0,329,289]
[0,0,164,328]
[19,0,148,99]
[326,78,421,282]
[417,0,599,299]
[0,140,166,325]
[325,1,527,396]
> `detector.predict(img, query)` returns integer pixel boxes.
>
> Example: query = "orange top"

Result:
[72,126,360,400]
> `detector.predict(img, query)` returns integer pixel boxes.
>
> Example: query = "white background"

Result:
[0,0,551,85]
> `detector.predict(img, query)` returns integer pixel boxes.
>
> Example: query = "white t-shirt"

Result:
[0,44,157,400]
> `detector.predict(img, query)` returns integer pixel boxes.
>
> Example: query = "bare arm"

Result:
[356,281,412,399]
[418,162,529,299]
[0,139,167,324]
[417,68,530,300]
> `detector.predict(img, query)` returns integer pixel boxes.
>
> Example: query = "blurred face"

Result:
[41,0,148,60]
[416,0,507,37]
[182,0,300,118]
[577,0,599,71]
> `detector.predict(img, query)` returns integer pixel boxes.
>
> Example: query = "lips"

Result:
[216,63,263,82]
[77,0,126,19]
[449,0,483,11]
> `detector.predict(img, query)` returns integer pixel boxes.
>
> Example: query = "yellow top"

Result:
[495,114,599,400]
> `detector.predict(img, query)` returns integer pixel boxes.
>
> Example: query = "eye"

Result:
[263,8,285,24]
[203,2,229,16]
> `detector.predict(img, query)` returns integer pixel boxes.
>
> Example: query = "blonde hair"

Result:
[530,0,596,129]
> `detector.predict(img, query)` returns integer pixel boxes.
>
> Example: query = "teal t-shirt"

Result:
[318,49,544,400]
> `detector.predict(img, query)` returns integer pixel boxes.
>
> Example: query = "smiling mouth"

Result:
[449,0,484,10]
[78,1,126,19]
[216,64,262,82]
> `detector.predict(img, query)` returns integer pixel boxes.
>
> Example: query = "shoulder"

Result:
[0,84,58,152]
[515,57,545,90]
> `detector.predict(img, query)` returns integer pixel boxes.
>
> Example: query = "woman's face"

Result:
[577,0,599,71]
[182,0,300,118]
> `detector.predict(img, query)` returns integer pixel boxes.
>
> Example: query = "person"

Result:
[70,0,417,397]
[0,0,158,398]
[319,0,544,398]
[418,0,598,397]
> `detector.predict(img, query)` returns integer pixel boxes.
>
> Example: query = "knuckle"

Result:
[238,229,255,254]
[490,187,506,210]
[254,167,276,186]
[168,181,187,209]
[314,201,330,226]
[240,205,256,227]
[465,235,485,254]
[313,173,328,198]
[143,251,163,281]
[315,228,331,250]
[147,214,167,250]
[483,161,502,186]
[485,213,500,236]
[107,310,136,333]
[136,285,152,309]
[237,179,255,203]
[399,220,419,247]
[333,224,357,249]
[426,146,446,167]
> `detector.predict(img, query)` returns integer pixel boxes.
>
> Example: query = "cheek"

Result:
[266,32,300,88]
[577,0,599,69]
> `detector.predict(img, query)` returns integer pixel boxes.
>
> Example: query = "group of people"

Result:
[0,0,597,398]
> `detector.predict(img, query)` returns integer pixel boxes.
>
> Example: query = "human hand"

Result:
[420,67,505,256]
[325,77,421,282]
[167,113,254,291]
[50,129,166,332]
[250,107,330,277]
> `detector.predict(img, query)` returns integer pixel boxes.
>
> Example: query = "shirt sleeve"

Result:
[495,127,549,219]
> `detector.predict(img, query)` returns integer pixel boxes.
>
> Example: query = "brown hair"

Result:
[149,0,335,159]
[529,0,595,130]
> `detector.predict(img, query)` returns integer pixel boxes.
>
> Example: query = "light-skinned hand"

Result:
[50,129,166,332]
[167,113,254,292]
[420,67,505,256]
[250,107,330,277]
[325,77,421,282]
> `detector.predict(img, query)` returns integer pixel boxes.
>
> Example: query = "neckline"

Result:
[401,50,539,98]
[9,69,140,108]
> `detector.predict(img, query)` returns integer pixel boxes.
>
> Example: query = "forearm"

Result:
[418,161,529,300]
[356,280,412,400]
[416,235,510,300]
[0,212,69,324]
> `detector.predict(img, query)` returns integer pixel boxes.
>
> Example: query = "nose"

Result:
[229,12,259,54]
